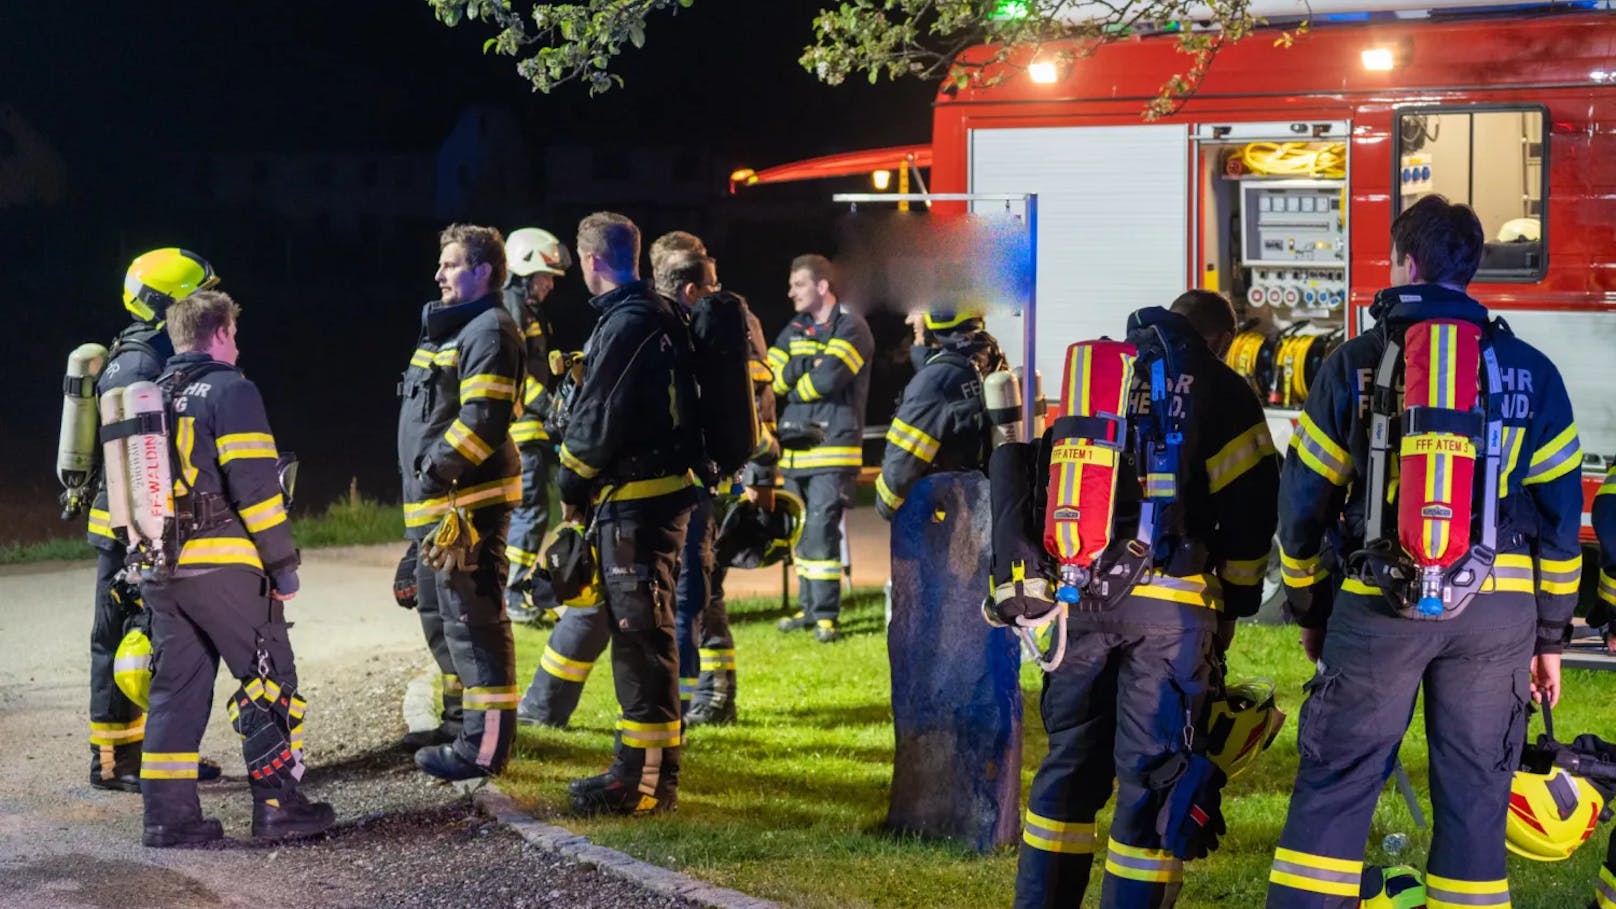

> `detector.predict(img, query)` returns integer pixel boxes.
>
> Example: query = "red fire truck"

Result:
[741,5,1616,558]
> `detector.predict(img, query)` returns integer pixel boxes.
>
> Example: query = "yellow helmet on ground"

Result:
[123,248,219,322]
[1358,865,1426,908]
[1505,767,1604,861]
[1204,679,1286,779]
[113,627,154,710]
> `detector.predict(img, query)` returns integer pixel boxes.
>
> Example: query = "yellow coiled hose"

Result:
[1236,142,1346,179]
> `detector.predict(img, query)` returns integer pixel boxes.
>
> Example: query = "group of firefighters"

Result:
[63,195,1616,908]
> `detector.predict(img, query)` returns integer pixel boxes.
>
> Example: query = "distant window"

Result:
[591,151,632,181]
[1394,106,1547,282]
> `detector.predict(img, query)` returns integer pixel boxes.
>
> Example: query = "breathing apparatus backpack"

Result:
[687,291,761,479]
[1346,312,1504,620]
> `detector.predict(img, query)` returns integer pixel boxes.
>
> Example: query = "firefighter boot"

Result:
[505,587,542,625]
[252,789,336,841]
[568,772,676,817]
[685,698,736,727]
[397,722,461,752]
[814,619,843,644]
[90,744,142,793]
[414,743,491,782]
[776,612,814,633]
[142,816,224,848]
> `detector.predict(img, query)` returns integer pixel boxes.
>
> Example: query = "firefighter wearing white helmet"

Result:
[501,227,573,624]
[71,248,220,792]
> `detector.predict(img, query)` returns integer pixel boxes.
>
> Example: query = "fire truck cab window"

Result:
[1395,108,1546,282]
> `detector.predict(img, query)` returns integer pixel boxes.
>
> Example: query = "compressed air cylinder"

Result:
[1043,341,1136,604]
[99,389,132,538]
[57,343,108,492]
[121,381,173,549]
[1397,320,1482,616]
[983,370,1023,448]
[1013,367,1046,437]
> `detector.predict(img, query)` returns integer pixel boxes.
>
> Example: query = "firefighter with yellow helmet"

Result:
[65,248,222,791]
[502,226,573,623]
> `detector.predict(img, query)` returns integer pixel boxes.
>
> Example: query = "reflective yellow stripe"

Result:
[403,476,522,528]
[89,716,147,746]
[793,372,820,402]
[596,472,695,505]
[462,685,520,710]
[1130,572,1223,610]
[510,419,550,443]
[1021,809,1095,854]
[506,544,539,569]
[177,537,263,569]
[1104,838,1184,884]
[411,346,461,369]
[239,493,288,534]
[887,418,940,463]
[1268,847,1362,898]
[698,648,736,671]
[445,419,494,465]
[541,645,594,682]
[1596,865,1616,909]
[1538,554,1582,596]
[876,474,904,512]
[1281,549,1328,588]
[1290,412,1350,486]
[766,347,789,368]
[617,717,682,748]
[1206,423,1277,493]
[558,443,599,479]
[796,558,843,581]
[1427,874,1510,908]
[88,507,116,540]
[441,673,464,696]
[174,416,199,487]
[788,340,821,355]
[1344,553,1534,596]
[824,337,865,373]
[1525,424,1581,486]
[460,373,517,402]
[216,431,278,465]
[1600,571,1616,609]
[781,446,862,470]
[1222,552,1269,587]
[140,751,200,780]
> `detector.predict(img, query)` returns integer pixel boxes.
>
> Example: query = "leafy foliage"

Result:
[428,0,1273,118]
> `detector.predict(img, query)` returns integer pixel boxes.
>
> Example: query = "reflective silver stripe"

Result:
[1023,818,1094,848]
[1106,850,1177,874]
[113,656,150,672]
[1425,885,1510,906]
[1270,860,1359,886]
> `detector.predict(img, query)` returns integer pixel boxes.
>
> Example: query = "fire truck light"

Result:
[1361,47,1396,71]
[1028,61,1059,84]
[872,169,892,191]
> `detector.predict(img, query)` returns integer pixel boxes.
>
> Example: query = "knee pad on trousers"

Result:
[228,672,306,788]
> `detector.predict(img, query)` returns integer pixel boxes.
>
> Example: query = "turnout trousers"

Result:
[597,488,695,797]
[783,470,855,625]
[140,568,303,827]
[518,602,610,727]
[415,512,518,773]
[506,443,558,609]
[674,489,717,707]
[692,559,738,709]
[1016,607,1216,909]
[1265,591,1535,909]
[91,543,146,780]
[1594,832,1616,909]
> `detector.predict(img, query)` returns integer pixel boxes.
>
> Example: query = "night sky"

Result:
[2,1,936,541]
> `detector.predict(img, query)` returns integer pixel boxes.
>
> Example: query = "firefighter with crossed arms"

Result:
[1266,195,1582,908]
[397,223,525,781]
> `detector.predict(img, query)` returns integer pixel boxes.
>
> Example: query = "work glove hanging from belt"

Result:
[393,541,420,608]
[420,497,480,574]
[1149,751,1229,861]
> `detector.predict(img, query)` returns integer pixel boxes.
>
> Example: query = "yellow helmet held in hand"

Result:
[1358,865,1425,908]
[113,627,154,711]
[1204,679,1287,779]
[123,248,219,322]
[1505,767,1603,861]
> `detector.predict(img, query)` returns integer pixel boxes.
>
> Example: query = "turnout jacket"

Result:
[737,301,781,488]
[1107,308,1281,619]
[1592,465,1616,620]
[556,280,702,507]
[767,306,874,475]
[503,280,556,448]
[875,327,1005,519]
[397,292,524,540]
[1280,284,1583,653]
[159,351,298,587]
[87,321,174,548]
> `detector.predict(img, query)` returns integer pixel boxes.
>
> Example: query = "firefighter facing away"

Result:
[768,254,873,642]
[397,224,524,781]
[81,248,223,791]
[502,226,573,624]
[1266,195,1580,908]
[1006,293,1280,908]
[137,291,334,846]
[554,211,702,816]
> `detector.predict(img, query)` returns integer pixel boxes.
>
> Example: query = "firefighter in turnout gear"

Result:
[81,248,223,791]
[397,224,524,781]
[1013,295,1280,909]
[137,291,335,847]
[875,307,1005,520]
[1266,196,1581,908]
[502,226,573,624]
[769,254,873,642]
[553,212,701,816]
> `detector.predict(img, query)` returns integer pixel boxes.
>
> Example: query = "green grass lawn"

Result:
[500,589,1616,909]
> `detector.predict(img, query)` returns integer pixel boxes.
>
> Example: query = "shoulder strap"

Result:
[109,327,160,362]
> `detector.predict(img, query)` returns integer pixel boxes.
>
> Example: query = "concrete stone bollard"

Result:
[885,471,1023,851]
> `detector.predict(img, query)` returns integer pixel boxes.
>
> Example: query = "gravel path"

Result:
[0,544,698,909]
